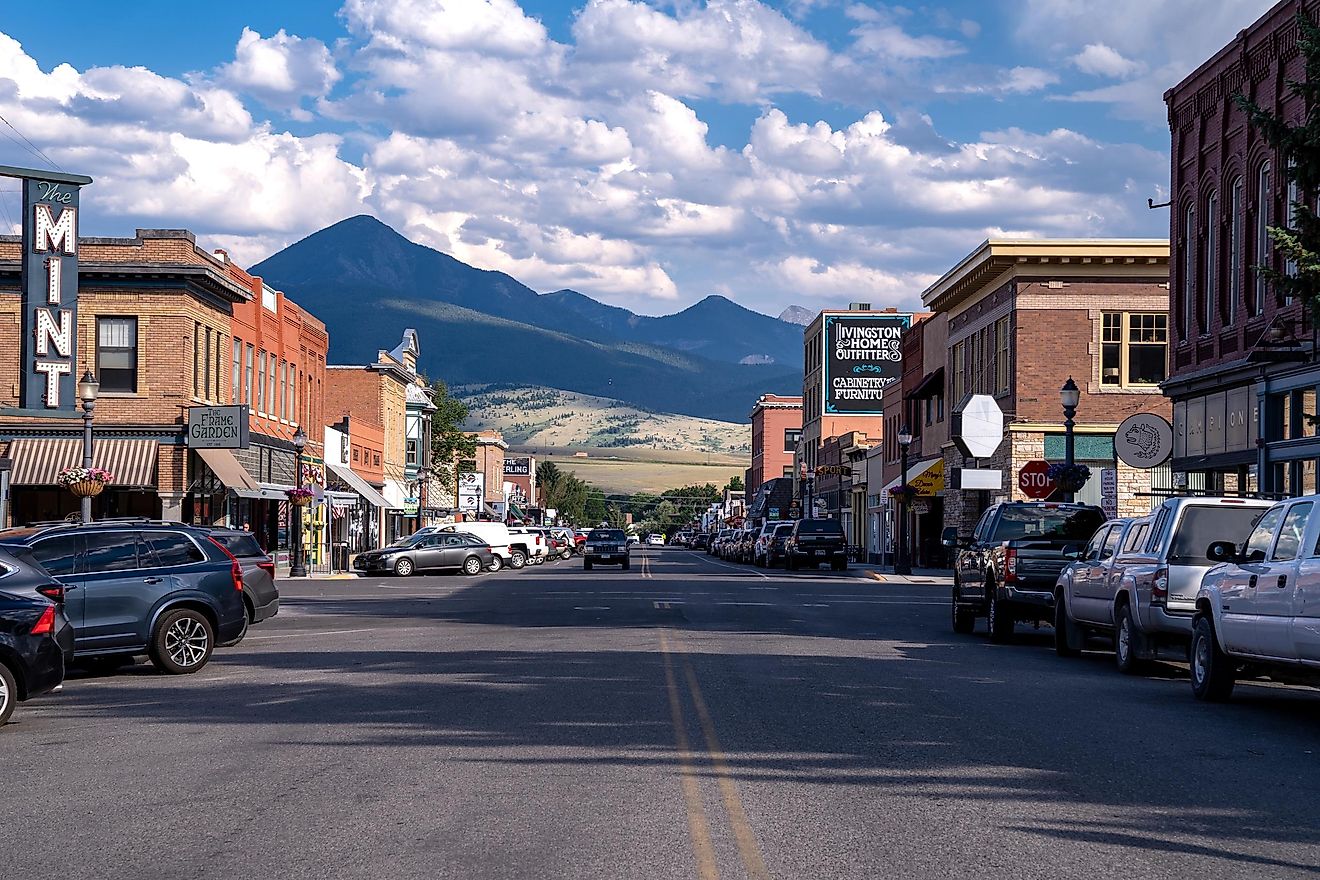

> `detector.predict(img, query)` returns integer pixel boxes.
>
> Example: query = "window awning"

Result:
[233,483,295,501]
[880,457,945,498]
[906,368,945,400]
[195,448,258,493]
[8,438,158,488]
[326,463,392,509]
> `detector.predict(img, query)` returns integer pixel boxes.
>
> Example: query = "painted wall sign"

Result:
[3,165,94,410]
[503,456,531,476]
[823,313,911,414]
[186,405,251,449]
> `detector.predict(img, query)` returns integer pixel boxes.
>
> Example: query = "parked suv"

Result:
[785,519,849,571]
[1191,495,1320,701]
[208,528,280,641]
[0,521,247,674]
[752,521,790,567]
[947,502,1105,641]
[0,546,74,727]
[1054,497,1271,672]
[509,526,549,566]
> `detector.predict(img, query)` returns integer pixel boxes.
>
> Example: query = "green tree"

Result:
[726,475,744,492]
[1234,11,1320,312]
[428,380,477,492]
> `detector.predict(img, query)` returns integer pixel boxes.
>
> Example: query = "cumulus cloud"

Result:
[1072,43,1142,78]
[217,28,341,119]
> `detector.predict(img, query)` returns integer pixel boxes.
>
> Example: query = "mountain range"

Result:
[250,216,807,422]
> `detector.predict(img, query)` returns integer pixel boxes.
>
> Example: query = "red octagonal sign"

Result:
[1018,460,1057,499]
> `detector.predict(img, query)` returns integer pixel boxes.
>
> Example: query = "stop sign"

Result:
[1018,460,1057,499]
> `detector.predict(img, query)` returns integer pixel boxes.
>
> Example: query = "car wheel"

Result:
[533,555,545,565]
[952,587,976,634]
[149,608,214,675]
[1114,601,1147,675]
[987,584,1014,643]
[488,556,504,573]
[1191,615,1235,702]
[394,557,415,577]
[511,550,527,569]
[463,556,483,576]
[0,661,16,726]
[623,559,631,570]
[584,560,593,571]
[1053,594,1080,657]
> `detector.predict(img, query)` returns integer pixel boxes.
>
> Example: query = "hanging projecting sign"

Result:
[952,394,1005,459]
[503,457,531,476]
[1115,412,1173,469]
[2,165,94,411]
[458,472,484,512]
[186,405,250,449]
[823,313,911,415]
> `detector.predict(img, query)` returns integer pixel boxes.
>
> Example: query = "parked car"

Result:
[207,528,280,642]
[691,533,710,551]
[753,521,791,567]
[1054,497,1272,672]
[435,522,514,571]
[509,526,550,566]
[711,529,735,556]
[626,534,641,547]
[764,523,795,568]
[736,528,758,563]
[946,502,1106,641]
[1190,494,1320,700]
[646,534,665,546]
[354,531,495,576]
[0,521,247,674]
[584,528,631,571]
[0,546,74,727]
[785,519,849,571]
[547,529,575,560]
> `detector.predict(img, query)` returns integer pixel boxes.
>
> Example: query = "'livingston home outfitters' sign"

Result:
[2,165,94,412]
[823,313,912,415]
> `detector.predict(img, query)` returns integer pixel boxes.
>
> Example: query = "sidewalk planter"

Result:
[56,467,113,499]
[1046,463,1092,493]
[286,487,315,507]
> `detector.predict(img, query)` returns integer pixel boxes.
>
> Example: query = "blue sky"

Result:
[0,0,1277,316]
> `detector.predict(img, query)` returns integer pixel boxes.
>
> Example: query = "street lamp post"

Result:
[895,425,913,576]
[291,427,308,578]
[77,371,99,524]
[1060,377,1080,504]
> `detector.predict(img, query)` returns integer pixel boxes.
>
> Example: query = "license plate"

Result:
[600,554,615,560]
[815,550,826,556]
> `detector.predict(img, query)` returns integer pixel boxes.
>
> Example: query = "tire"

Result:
[533,555,545,565]
[510,550,527,570]
[584,560,594,571]
[0,661,16,726]
[623,559,631,571]
[987,584,1014,643]
[1053,594,1080,657]
[487,556,504,573]
[1114,601,1147,675]
[952,587,976,634]
[462,555,484,576]
[149,608,215,675]
[1191,615,1236,702]
[394,557,415,577]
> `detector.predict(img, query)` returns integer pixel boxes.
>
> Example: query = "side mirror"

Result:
[1206,541,1238,564]
[941,526,960,548]
[1061,544,1083,561]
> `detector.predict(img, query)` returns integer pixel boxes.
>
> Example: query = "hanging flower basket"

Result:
[286,487,315,507]
[57,467,113,498]
[1047,463,1093,493]
[890,484,919,504]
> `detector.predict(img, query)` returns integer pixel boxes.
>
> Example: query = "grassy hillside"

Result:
[460,385,750,455]
[536,450,747,496]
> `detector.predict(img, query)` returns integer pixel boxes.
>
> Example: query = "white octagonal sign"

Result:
[954,394,1004,459]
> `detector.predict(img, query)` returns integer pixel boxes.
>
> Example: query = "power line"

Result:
[0,113,62,171]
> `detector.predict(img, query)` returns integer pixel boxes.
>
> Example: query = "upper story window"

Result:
[784,428,802,453]
[406,439,419,465]
[1101,312,1167,387]
[244,343,254,406]
[1254,161,1272,315]
[1182,203,1196,335]
[995,316,1010,393]
[256,349,266,414]
[97,317,137,393]
[1228,177,1242,325]
[231,338,241,404]
[1203,191,1217,332]
[1285,168,1299,298]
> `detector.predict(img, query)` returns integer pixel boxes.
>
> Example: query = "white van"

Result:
[436,523,514,571]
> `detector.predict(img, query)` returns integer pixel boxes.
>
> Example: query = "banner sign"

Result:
[503,457,531,476]
[5,165,94,410]
[458,472,484,512]
[823,313,910,415]
[186,405,250,449]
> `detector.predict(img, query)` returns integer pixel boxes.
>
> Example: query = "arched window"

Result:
[1183,202,1196,334]
[1254,161,1272,314]
[1228,177,1242,325]
[1285,166,1299,299]
[1204,190,1217,331]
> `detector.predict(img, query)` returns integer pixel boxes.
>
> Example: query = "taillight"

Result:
[36,583,65,603]
[1151,567,1169,605]
[1004,547,1018,583]
[30,605,56,636]
[258,561,275,580]
[208,537,245,591]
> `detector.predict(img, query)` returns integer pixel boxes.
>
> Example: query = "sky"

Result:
[0,0,1278,318]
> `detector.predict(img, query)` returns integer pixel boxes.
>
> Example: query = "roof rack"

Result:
[1138,488,1286,500]
[18,517,191,528]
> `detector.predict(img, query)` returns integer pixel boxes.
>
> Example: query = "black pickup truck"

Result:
[945,502,1105,642]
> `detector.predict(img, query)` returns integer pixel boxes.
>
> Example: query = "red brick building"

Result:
[1164,0,1320,495]
[748,393,801,496]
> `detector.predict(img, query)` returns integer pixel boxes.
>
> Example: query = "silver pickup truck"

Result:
[1054,497,1271,673]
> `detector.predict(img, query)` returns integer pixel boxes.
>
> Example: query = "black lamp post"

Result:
[1060,377,1080,503]
[895,425,913,576]
[291,427,308,578]
[77,371,99,524]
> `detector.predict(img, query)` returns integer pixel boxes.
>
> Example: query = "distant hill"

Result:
[778,305,814,326]
[250,216,803,421]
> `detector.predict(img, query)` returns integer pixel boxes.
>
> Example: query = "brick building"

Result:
[920,239,1172,535]
[748,393,802,496]
[1164,0,1320,495]
[464,430,508,519]
[0,229,247,526]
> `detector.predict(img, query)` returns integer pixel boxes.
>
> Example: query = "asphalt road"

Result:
[4,548,1320,880]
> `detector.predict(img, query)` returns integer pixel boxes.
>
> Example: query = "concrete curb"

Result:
[864,570,886,582]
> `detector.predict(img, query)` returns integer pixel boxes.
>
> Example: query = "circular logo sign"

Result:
[1115,412,1173,469]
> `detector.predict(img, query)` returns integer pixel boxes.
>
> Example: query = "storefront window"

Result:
[97,316,138,392]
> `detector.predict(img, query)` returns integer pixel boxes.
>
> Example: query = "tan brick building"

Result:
[0,229,248,526]
[920,240,1172,535]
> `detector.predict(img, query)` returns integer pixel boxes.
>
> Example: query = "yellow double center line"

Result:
[660,630,771,880]
[640,552,654,578]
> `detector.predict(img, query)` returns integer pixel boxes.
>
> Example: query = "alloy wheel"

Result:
[1117,615,1132,665]
[0,670,9,717]
[164,617,210,669]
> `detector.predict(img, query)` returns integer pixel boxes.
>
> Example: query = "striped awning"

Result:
[8,438,159,487]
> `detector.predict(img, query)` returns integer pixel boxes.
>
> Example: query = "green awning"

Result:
[1044,433,1115,462]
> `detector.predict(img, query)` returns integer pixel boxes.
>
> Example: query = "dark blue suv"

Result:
[0,521,247,674]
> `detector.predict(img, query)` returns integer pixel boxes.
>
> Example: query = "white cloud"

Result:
[217,28,341,119]
[1072,42,1142,78]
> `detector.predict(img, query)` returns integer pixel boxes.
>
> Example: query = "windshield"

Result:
[797,519,843,534]
[588,529,626,541]
[1171,504,1270,565]
[774,524,794,537]
[991,506,1105,542]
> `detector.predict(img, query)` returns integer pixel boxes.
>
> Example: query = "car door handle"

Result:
[143,577,164,585]
[1278,575,1288,589]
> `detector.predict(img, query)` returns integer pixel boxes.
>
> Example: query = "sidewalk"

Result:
[854,564,954,586]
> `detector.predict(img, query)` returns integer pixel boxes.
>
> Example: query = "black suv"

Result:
[0,521,247,674]
[785,519,849,571]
